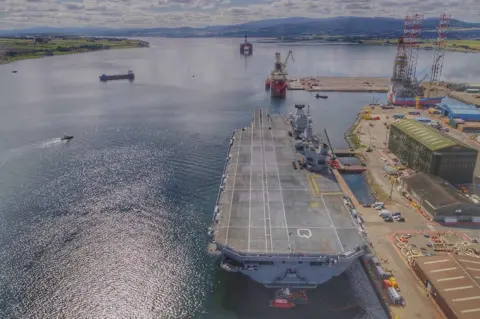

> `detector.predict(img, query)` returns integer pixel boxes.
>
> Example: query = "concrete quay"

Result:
[287,77,390,93]
[339,104,480,319]
[334,166,448,319]
[423,83,480,107]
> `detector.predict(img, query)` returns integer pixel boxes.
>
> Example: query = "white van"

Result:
[374,202,385,210]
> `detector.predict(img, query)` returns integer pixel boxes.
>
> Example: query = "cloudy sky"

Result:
[0,0,477,29]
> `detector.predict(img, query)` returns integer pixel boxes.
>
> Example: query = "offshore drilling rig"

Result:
[388,14,447,106]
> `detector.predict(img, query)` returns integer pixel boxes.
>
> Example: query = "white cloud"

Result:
[0,0,478,29]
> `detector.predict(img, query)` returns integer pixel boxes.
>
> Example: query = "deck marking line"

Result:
[261,109,274,252]
[248,110,254,252]
[224,129,242,245]
[258,109,268,253]
[320,194,345,252]
[269,111,292,252]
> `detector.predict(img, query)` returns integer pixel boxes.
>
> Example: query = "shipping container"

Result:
[389,277,399,289]
[375,265,388,279]
[466,88,480,93]
[415,117,431,123]
[387,287,402,304]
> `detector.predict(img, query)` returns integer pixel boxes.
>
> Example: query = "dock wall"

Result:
[287,77,390,93]
[360,256,394,319]
[334,169,393,318]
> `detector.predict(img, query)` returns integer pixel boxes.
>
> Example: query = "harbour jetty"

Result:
[287,77,390,93]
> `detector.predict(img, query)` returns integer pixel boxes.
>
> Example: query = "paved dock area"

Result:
[214,108,364,255]
[424,83,480,107]
[358,105,480,176]
[287,77,390,93]
[342,105,480,319]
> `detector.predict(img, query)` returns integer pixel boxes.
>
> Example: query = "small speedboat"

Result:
[315,94,328,99]
[61,135,74,141]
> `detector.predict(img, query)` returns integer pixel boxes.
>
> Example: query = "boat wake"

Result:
[39,138,65,148]
[0,138,64,168]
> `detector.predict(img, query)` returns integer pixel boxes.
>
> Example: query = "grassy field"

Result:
[362,39,480,53]
[0,37,149,64]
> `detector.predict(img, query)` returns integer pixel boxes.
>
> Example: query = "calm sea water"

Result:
[1,38,480,319]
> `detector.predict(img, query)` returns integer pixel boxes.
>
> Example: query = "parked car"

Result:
[379,209,390,216]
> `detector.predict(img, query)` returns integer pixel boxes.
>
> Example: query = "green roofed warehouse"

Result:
[388,119,477,184]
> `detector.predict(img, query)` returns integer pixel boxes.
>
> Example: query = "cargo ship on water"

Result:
[99,70,134,82]
[208,105,367,295]
[265,51,293,99]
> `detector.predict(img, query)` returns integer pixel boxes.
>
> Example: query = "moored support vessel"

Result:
[268,51,293,99]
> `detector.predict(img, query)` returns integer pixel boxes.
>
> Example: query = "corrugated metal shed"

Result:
[392,120,458,151]
[401,173,480,219]
[440,103,480,122]
[413,254,480,319]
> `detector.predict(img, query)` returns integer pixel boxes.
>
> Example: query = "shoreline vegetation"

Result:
[362,39,480,53]
[257,36,480,53]
[0,36,149,65]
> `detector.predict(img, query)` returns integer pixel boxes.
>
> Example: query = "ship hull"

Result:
[240,43,253,56]
[99,74,134,82]
[238,258,355,288]
[271,81,287,98]
[387,87,444,106]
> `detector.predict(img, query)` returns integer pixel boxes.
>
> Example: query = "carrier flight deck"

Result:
[208,106,366,288]
[215,108,363,255]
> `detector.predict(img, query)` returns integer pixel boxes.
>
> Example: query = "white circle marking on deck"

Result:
[297,229,312,239]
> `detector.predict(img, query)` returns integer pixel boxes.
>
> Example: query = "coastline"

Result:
[361,39,480,54]
[0,37,149,65]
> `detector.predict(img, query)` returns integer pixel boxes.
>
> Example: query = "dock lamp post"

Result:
[415,189,427,211]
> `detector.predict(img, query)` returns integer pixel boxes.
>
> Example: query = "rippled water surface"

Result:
[2,38,480,319]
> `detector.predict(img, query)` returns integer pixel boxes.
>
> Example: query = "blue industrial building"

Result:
[438,102,480,121]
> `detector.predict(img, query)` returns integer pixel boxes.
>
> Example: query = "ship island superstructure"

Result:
[208,106,367,289]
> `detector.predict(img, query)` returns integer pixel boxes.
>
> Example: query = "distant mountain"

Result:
[0,26,111,36]
[2,17,480,38]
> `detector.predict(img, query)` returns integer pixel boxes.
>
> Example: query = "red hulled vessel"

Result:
[240,35,253,56]
[267,51,293,99]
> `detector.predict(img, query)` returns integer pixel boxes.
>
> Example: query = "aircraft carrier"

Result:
[208,105,367,289]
